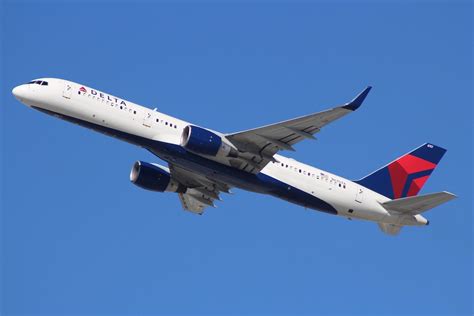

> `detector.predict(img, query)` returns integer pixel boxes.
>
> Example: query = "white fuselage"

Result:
[12,78,427,226]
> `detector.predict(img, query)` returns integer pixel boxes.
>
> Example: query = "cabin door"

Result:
[142,112,153,128]
[62,82,73,99]
[355,187,364,203]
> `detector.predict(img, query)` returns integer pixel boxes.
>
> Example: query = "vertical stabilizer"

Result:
[356,143,446,199]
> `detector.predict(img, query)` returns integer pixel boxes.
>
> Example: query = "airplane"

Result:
[12,78,456,235]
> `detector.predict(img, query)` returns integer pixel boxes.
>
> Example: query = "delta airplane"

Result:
[12,78,456,235]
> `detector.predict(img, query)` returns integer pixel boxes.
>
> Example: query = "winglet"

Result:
[343,86,372,111]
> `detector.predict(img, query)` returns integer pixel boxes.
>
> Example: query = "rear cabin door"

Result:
[355,186,364,203]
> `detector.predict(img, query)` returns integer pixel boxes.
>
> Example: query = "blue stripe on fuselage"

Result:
[33,107,337,215]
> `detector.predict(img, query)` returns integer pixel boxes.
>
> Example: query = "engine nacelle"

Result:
[181,125,238,158]
[130,161,185,193]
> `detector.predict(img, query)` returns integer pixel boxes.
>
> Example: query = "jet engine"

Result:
[130,161,185,192]
[181,125,238,158]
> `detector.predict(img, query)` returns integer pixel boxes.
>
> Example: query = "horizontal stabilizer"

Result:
[381,191,456,215]
[378,223,402,236]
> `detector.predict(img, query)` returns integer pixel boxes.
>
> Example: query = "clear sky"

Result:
[1,1,472,315]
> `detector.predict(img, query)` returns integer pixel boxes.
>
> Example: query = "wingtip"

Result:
[343,86,372,111]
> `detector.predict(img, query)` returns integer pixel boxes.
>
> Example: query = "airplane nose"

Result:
[12,85,26,99]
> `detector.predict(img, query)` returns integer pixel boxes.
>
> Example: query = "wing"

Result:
[225,87,372,173]
[169,164,232,214]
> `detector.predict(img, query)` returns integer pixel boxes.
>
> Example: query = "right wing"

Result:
[169,164,232,215]
[178,189,215,215]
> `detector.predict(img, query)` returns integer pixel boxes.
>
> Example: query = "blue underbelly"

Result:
[149,143,337,214]
[34,107,338,215]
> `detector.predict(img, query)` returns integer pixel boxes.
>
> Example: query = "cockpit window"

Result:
[26,80,48,86]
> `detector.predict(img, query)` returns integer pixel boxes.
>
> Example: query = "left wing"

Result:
[169,164,232,214]
[225,87,371,173]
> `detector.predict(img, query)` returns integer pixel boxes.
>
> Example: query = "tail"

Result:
[355,143,447,199]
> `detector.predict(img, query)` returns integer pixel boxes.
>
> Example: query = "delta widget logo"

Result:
[388,154,436,199]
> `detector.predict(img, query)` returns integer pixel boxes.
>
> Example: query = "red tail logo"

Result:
[355,143,446,199]
[388,155,436,199]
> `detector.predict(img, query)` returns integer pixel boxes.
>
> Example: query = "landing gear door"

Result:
[63,82,73,99]
[355,187,364,203]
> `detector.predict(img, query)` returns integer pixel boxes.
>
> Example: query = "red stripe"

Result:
[396,154,436,174]
[388,161,408,199]
[388,155,435,199]
[407,175,430,197]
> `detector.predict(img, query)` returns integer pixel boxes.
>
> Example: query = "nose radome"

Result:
[12,85,26,99]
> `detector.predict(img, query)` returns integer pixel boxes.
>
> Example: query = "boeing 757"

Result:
[12,78,456,235]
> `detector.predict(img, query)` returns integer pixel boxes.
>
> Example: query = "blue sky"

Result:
[1,1,472,315]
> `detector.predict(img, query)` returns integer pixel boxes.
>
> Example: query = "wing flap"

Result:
[169,164,232,214]
[178,192,208,214]
[381,191,456,215]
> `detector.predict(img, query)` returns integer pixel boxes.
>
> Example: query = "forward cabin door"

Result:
[62,82,73,99]
[355,186,364,203]
[142,111,153,128]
